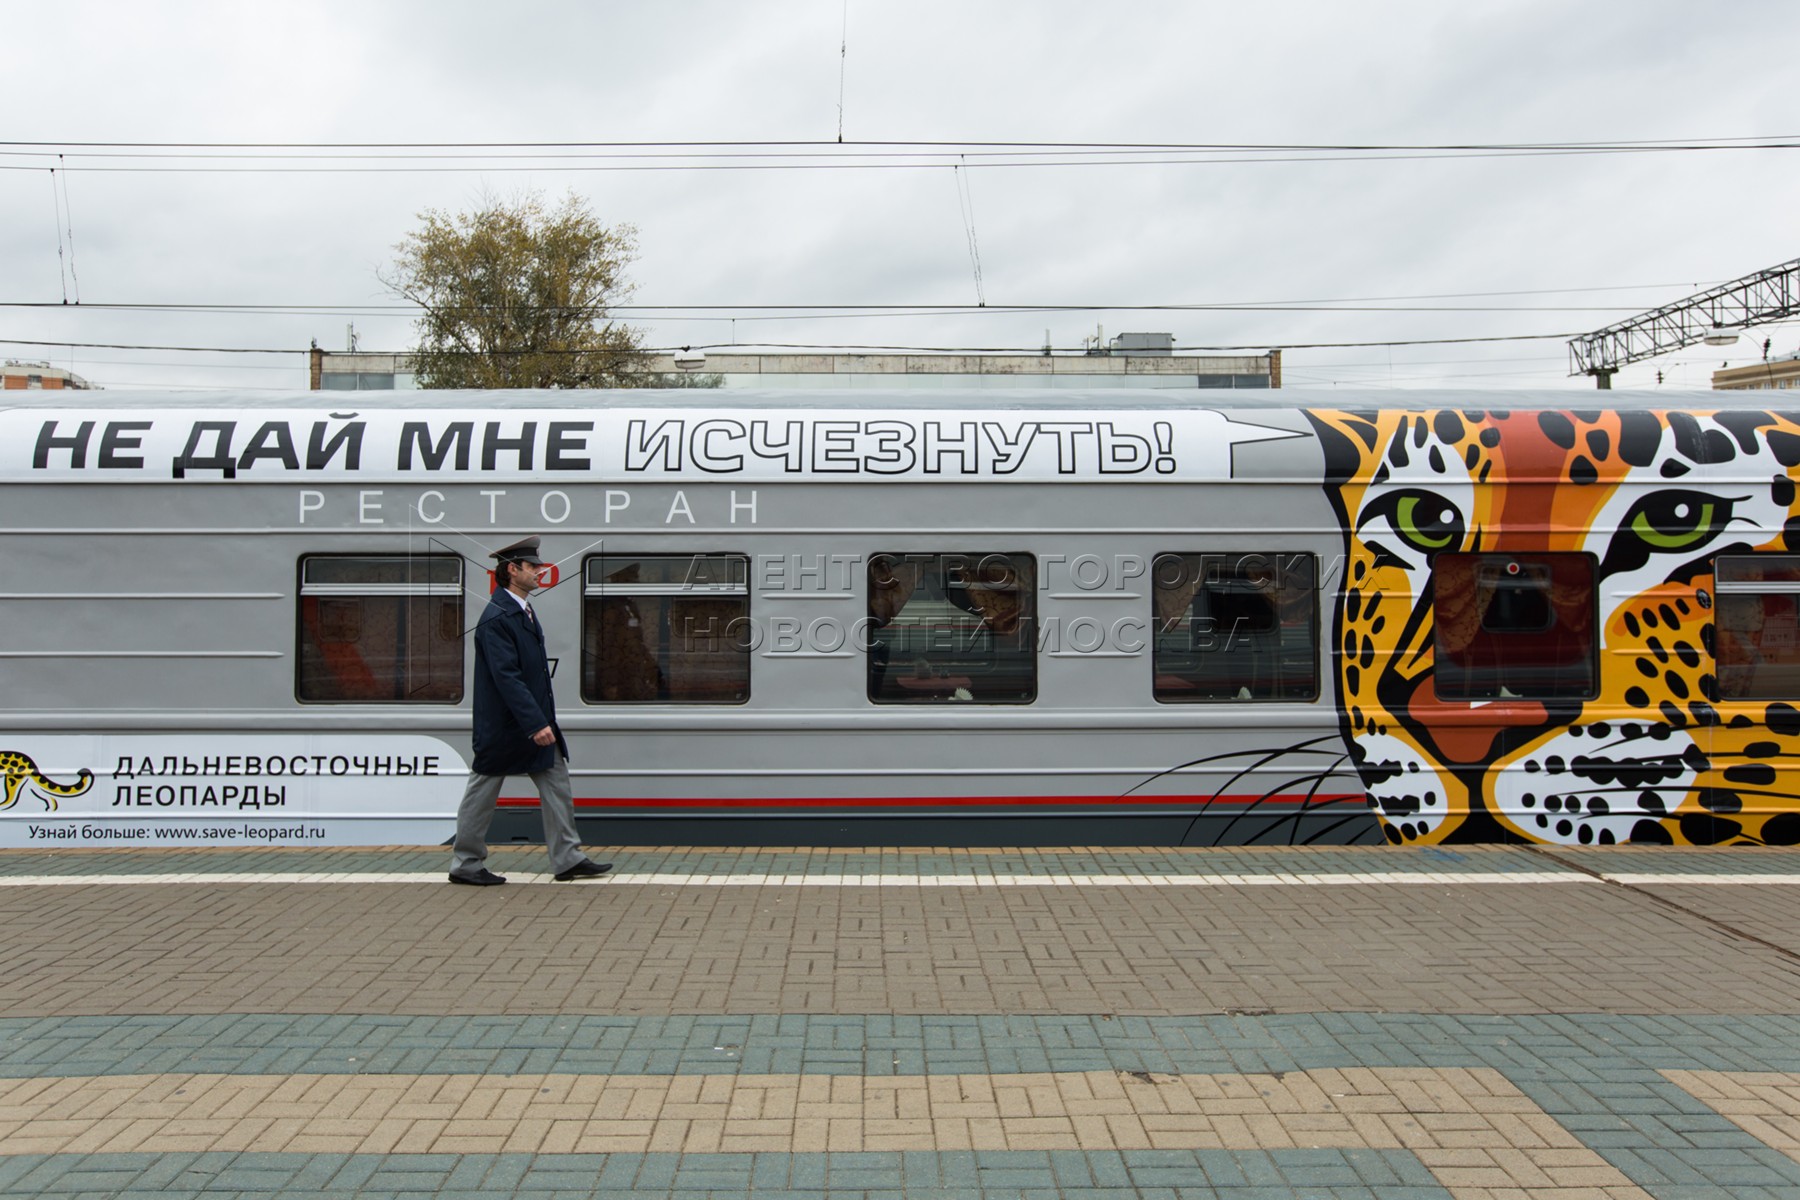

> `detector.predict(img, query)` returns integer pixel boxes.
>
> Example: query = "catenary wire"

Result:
[0,135,1793,150]
[0,331,1584,356]
[5,146,1798,174]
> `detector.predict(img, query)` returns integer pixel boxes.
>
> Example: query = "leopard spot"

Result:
[1723,764,1776,787]
[1761,813,1800,845]
[1767,703,1800,737]
[1537,412,1577,449]
[1766,429,1800,468]
[1681,813,1743,844]
[1618,412,1662,465]
[1696,788,1743,814]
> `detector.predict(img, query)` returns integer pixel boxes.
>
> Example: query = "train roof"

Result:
[0,386,1784,413]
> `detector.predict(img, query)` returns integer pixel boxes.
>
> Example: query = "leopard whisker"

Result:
[1208,757,1359,846]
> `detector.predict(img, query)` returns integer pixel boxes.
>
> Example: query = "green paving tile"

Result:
[0,1153,1461,1200]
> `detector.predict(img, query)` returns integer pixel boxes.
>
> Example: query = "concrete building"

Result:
[1713,350,1800,391]
[309,350,419,391]
[308,340,1280,391]
[2,360,92,390]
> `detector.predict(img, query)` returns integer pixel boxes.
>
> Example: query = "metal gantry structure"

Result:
[1568,256,1800,387]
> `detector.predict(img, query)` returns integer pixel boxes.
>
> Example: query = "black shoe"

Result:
[553,859,613,881]
[449,868,507,886]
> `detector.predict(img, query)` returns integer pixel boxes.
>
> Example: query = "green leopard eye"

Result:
[1628,492,1719,549]
[1394,493,1460,550]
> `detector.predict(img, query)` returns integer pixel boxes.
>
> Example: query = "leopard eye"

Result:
[1372,490,1465,553]
[1622,489,1731,551]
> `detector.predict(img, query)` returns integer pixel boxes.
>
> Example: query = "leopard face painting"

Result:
[1309,407,1800,846]
[1,751,95,811]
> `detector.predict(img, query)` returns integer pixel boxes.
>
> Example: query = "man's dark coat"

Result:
[470,592,568,776]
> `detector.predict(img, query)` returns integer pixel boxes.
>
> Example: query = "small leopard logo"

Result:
[1,751,94,811]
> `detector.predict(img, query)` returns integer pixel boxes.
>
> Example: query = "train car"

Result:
[3,387,1797,849]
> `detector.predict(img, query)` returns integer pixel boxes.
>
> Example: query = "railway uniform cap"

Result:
[490,535,544,565]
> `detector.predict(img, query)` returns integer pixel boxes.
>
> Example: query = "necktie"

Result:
[525,602,536,625]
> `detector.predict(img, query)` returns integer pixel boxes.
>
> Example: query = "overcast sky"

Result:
[2,0,1796,393]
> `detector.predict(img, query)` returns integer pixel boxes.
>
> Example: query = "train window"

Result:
[296,556,464,703]
[581,554,751,703]
[1714,555,1800,699]
[1433,553,1597,700]
[867,552,1036,704]
[1152,552,1319,702]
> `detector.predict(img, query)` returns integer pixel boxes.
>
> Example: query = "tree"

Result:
[383,191,644,388]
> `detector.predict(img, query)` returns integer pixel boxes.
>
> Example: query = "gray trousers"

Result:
[451,756,585,875]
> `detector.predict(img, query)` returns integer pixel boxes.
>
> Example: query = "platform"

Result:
[2,843,1799,1198]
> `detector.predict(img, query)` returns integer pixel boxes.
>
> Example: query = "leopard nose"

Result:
[1407,673,1549,763]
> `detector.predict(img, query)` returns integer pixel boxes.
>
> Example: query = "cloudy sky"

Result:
[2,0,1796,393]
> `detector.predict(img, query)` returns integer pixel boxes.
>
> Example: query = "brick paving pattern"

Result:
[1,844,1798,1197]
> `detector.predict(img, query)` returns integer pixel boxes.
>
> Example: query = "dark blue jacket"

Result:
[470,591,568,776]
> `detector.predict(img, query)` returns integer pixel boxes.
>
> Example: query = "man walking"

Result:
[449,535,611,885]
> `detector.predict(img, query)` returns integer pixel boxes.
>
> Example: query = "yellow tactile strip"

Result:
[0,1066,1649,1196]
[1665,1069,1800,1155]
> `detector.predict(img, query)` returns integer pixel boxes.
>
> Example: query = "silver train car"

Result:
[5,387,1800,849]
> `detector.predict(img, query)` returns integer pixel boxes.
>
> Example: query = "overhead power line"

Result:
[2,135,1793,150]
[0,136,1792,174]
[0,331,1582,357]
[0,280,1724,319]
[0,301,1666,315]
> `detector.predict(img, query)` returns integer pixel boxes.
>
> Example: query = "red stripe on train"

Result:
[497,793,1363,809]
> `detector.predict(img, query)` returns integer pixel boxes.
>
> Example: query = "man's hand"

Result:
[531,726,556,746]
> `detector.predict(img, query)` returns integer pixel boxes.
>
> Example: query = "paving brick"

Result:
[8,846,1800,1199]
